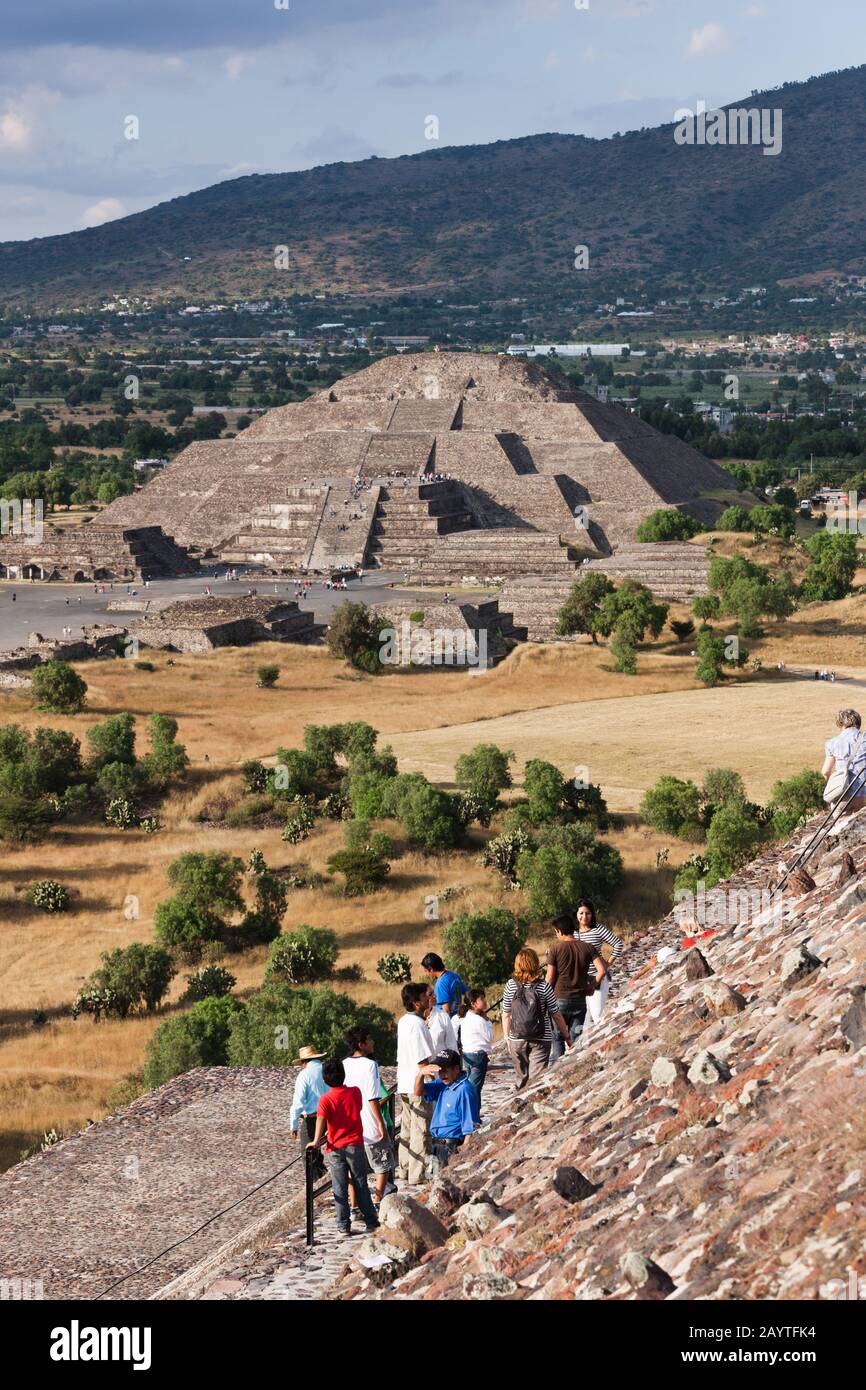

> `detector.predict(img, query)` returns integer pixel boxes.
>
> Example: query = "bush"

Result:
[74,943,176,1019]
[409,611,424,623]
[522,759,568,825]
[442,907,527,990]
[670,619,695,642]
[227,984,397,1066]
[31,660,87,714]
[347,771,394,819]
[479,827,533,884]
[140,815,161,834]
[282,800,316,843]
[695,628,727,687]
[702,768,746,808]
[257,665,279,688]
[716,505,752,532]
[86,712,135,769]
[326,846,391,895]
[26,880,70,913]
[768,769,825,838]
[272,749,319,800]
[516,828,623,920]
[801,532,858,602]
[105,1073,146,1112]
[377,952,412,985]
[183,965,237,1002]
[454,743,514,804]
[636,508,703,542]
[640,776,703,839]
[105,795,139,829]
[134,661,156,672]
[322,789,350,820]
[0,793,56,844]
[241,759,269,794]
[394,777,461,851]
[530,822,624,902]
[143,713,188,783]
[143,996,244,1088]
[692,595,721,622]
[705,800,765,878]
[265,925,339,984]
[326,601,384,672]
[154,895,220,957]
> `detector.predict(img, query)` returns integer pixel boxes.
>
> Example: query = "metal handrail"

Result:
[776,763,866,895]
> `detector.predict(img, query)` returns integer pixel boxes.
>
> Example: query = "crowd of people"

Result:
[291,899,621,1236]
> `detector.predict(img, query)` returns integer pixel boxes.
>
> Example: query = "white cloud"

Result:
[687,22,728,57]
[224,53,253,81]
[0,109,31,150]
[81,196,126,226]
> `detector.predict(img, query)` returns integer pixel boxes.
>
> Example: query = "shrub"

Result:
[105,1073,146,1112]
[454,743,515,804]
[26,880,70,913]
[455,789,494,828]
[801,532,858,602]
[97,761,145,800]
[479,827,533,884]
[670,619,695,642]
[257,665,279,688]
[31,660,87,713]
[241,759,269,794]
[265,925,339,984]
[702,768,746,808]
[272,749,319,800]
[692,595,721,622]
[347,771,394,819]
[695,628,728,687]
[143,713,188,783]
[705,801,765,878]
[409,611,424,623]
[79,943,175,1018]
[515,830,623,920]
[86,712,135,769]
[0,793,56,844]
[134,661,156,672]
[394,777,461,851]
[140,815,161,834]
[184,965,237,1001]
[282,800,316,843]
[154,895,220,957]
[716,505,752,532]
[640,776,703,839]
[377,952,412,985]
[71,984,119,1023]
[326,601,384,671]
[143,996,244,1088]
[322,790,350,820]
[105,796,139,829]
[768,769,825,838]
[326,846,391,895]
[529,822,624,903]
[442,907,527,989]
[636,508,703,542]
[227,984,397,1066]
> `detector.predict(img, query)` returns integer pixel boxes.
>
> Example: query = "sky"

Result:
[0,0,863,242]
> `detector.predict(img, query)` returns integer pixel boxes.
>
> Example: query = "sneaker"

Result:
[337,1227,352,1236]
[365,1222,381,1234]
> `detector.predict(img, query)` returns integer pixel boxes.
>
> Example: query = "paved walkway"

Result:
[198,1063,517,1301]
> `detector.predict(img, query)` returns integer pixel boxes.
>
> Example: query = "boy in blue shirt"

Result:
[421,953,468,1016]
[413,1049,480,1169]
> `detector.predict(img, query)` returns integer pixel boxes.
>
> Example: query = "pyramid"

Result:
[98,352,735,586]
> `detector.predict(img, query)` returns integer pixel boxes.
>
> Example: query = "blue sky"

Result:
[0,0,863,242]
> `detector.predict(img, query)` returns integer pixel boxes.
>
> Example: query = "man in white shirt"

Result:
[396,982,435,1185]
[342,1027,394,1203]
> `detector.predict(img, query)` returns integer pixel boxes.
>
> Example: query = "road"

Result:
[0,568,490,653]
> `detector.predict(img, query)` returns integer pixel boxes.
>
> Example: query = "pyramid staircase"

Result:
[366,481,475,569]
[582,542,711,601]
[218,488,328,570]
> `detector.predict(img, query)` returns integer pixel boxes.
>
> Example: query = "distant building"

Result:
[508,343,630,358]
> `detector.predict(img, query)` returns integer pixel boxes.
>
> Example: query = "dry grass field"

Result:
[1,592,865,1168]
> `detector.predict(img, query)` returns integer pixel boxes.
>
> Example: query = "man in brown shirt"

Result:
[546,914,608,1060]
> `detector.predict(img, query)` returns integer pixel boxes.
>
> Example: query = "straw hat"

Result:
[295,1044,326,1063]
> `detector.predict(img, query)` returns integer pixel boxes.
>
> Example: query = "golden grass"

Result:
[1,593,864,1167]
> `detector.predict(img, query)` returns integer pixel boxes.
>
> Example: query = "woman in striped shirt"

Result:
[574,898,622,1028]
[502,948,572,1090]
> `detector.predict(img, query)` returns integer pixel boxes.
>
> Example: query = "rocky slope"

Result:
[336,810,866,1301]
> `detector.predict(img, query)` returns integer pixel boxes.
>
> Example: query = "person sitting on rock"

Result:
[413,1049,480,1170]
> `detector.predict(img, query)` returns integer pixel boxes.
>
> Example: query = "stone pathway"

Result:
[199,1063,517,1300]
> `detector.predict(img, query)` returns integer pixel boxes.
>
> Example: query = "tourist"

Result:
[396,982,435,1185]
[342,1027,394,1205]
[421,952,467,1017]
[822,708,866,811]
[413,1049,480,1170]
[455,989,494,1100]
[545,913,608,1058]
[502,948,572,1089]
[307,1058,380,1236]
[573,898,621,1030]
[289,1043,328,1179]
[426,985,459,1053]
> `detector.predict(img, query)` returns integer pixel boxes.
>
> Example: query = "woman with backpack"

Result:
[502,948,572,1090]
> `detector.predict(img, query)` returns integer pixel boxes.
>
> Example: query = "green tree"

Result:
[801,532,858,602]
[31,660,87,714]
[442,907,527,989]
[143,713,188,783]
[554,572,615,643]
[326,845,391,895]
[692,594,721,622]
[749,503,795,539]
[264,926,339,983]
[593,579,668,674]
[325,602,383,672]
[85,943,176,1018]
[227,985,396,1066]
[635,509,703,542]
[454,743,515,809]
[705,800,764,877]
[716,505,752,532]
[640,775,703,838]
[695,627,727,686]
[0,793,56,844]
[394,777,460,851]
[702,768,746,808]
[768,769,825,838]
[86,713,136,769]
[143,996,244,1088]
[271,748,319,800]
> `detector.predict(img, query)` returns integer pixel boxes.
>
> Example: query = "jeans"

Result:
[463,1051,489,1099]
[431,1136,464,1171]
[550,995,586,1061]
[324,1144,379,1232]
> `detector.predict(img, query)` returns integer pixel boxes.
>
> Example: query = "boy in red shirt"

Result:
[307,1057,381,1235]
